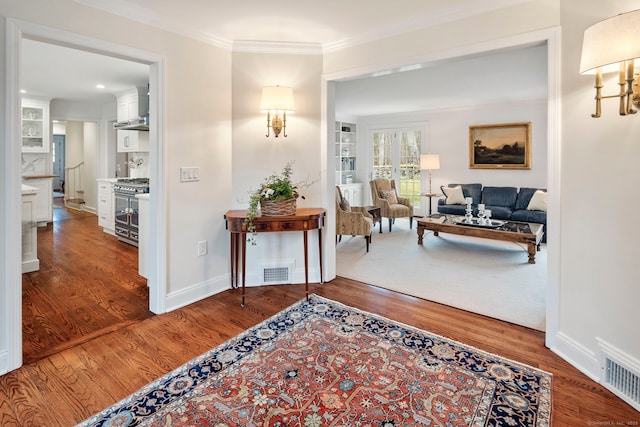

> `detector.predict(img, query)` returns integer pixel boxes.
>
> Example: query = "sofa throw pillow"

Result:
[441,185,466,205]
[379,189,398,204]
[527,190,548,212]
[339,197,351,212]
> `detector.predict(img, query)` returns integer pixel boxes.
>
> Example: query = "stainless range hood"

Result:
[114,115,149,131]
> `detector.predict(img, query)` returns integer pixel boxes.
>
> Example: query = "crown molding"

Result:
[75,0,530,55]
[73,0,232,50]
[322,0,531,53]
[233,41,322,55]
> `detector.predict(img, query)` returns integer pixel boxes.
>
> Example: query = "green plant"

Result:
[244,162,311,244]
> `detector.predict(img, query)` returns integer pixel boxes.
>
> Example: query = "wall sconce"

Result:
[580,9,640,117]
[420,153,440,194]
[260,86,295,137]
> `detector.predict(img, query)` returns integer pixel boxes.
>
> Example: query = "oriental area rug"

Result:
[77,296,552,427]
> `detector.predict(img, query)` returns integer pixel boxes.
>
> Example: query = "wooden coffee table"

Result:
[417,214,544,264]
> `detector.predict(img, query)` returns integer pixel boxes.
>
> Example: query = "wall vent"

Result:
[260,261,294,285]
[598,339,640,412]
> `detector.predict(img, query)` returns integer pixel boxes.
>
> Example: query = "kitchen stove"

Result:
[114,178,149,246]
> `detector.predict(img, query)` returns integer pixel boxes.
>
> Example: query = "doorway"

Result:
[3,19,167,373]
[369,125,424,209]
[52,134,65,192]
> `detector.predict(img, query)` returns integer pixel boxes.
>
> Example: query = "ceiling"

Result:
[21,0,543,116]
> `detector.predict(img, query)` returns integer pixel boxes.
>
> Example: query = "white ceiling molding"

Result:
[74,0,532,55]
[322,0,532,53]
[233,41,322,55]
[73,0,233,50]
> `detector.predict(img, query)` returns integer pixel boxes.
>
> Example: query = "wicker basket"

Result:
[260,198,297,216]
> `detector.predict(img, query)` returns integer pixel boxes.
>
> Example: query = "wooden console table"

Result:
[224,208,326,305]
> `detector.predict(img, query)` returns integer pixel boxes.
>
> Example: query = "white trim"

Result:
[165,276,229,313]
[73,0,231,50]
[322,26,561,346]
[233,41,322,55]
[2,18,168,374]
[544,26,562,350]
[2,19,24,374]
[554,332,600,383]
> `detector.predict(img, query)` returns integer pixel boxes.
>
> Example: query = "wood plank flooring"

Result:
[3,207,638,426]
[21,206,153,365]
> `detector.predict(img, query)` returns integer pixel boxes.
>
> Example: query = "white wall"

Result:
[83,122,98,212]
[555,0,640,379]
[231,51,324,286]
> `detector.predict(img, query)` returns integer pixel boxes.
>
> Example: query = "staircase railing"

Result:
[64,161,85,207]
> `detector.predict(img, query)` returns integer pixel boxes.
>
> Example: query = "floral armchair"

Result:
[335,186,373,252]
[370,178,413,232]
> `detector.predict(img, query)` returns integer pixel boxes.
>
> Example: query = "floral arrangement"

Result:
[244,162,313,243]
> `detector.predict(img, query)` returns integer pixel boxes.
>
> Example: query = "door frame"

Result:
[321,27,561,349]
[2,18,168,373]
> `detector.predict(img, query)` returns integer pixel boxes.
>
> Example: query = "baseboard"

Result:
[165,274,230,312]
[22,259,40,273]
[0,350,8,376]
[552,331,601,383]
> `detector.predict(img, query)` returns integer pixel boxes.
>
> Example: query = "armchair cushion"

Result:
[379,189,398,204]
[339,197,351,212]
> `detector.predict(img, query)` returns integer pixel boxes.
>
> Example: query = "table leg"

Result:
[241,232,247,305]
[303,230,309,300]
[318,228,323,284]
[229,232,235,288]
[417,224,425,245]
[527,242,536,264]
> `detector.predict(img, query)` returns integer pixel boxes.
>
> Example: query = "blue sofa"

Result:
[437,183,547,242]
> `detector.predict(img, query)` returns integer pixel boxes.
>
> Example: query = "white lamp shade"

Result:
[260,86,295,113]
[580,9,640,74]
[420,154,440,170]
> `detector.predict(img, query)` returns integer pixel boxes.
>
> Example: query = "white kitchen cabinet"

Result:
[21,98,50,153]
[339,183,363,206]
[117,130,149,152]
[21,185,39,273]
[97,179,116,235]
[22,177,53,225]
[116,87,148,121]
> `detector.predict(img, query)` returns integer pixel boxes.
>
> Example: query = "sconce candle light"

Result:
[580,9,640,117]
[260,86,295,137]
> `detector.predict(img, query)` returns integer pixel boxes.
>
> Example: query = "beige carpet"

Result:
[336,218,547,331]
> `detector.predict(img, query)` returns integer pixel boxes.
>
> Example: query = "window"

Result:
[370,125,425,209]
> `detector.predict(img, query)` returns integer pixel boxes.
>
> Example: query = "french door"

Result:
[370,125,425,209]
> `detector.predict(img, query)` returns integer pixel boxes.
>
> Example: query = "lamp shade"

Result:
[420,154,440,170]
[580,9,640,74]
[260,86,295,113]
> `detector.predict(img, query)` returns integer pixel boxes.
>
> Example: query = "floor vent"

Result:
[261,263,292,285]
[598,339,640,412]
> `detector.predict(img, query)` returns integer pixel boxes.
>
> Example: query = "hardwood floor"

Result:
[3,207,638,425]
[21,205,153,365]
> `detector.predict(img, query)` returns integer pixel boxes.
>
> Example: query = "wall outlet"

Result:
[197,240,208,256]
[180,166,200,182]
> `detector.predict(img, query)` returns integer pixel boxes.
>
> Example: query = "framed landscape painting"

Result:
[469,122,531,169]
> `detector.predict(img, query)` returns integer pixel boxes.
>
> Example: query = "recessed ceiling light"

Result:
[96,84,105,89]
[20,89,26,93]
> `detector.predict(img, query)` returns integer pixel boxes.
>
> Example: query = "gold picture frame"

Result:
[469,122,531,169]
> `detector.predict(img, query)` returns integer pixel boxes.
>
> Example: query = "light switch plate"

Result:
[180,166,199,182]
